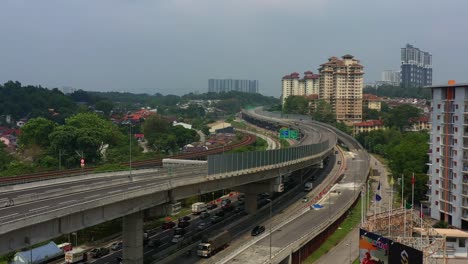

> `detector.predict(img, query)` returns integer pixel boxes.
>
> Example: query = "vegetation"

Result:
[364,84,431,99]
[283,96,309,115]
[355,129,429,203]
[0,81,77,123]
[304,197,362,263]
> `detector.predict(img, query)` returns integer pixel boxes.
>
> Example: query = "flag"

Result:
[375,194,382,201]
[405,200,412,209]
[411,174,415,185]
[377,181,381,191]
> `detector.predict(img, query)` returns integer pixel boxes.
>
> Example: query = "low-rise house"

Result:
[353,120,386,135]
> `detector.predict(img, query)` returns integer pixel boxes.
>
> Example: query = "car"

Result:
[221,199,231,207]
[200,212,211,219]
[215,210,225,217]
[180,216,191,222]
[148,239,162,248]
[210,215,222,224]
[238,200,245,206]
[111,241,123,251]
[116,256,122,264]
[335,150,339,154]
[251,225,266,236]
[302,197,309,203]
[174,227,186,236]
[207,203,218,210]
[162,221,176,230]
[90,247,110,258]
[337,160,342,165]
[178,220,190,228]
[197,222,209,230]
[171,234,184,243]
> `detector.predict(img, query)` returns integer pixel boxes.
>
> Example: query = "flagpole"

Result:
[412,173,415,211]
[420,202,423,242]
[401,174,404,208]
[404,200,406,238]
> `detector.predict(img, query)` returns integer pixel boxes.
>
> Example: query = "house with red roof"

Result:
[353,119,386,135]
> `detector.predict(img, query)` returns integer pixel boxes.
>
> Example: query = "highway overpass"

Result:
[0,111,336,263]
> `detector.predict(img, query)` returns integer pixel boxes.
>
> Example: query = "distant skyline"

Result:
[1,0,467,97]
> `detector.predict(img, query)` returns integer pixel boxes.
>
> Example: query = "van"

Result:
[304,182,313,192]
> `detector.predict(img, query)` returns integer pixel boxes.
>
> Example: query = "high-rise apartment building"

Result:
[380,70,400,86]
[318,55,364,124]
[401,44,432,87]
[428,82,468,229]
[281,71,319,105]
[208,79,259,94]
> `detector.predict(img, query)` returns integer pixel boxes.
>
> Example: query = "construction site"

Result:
[361,207,468,264]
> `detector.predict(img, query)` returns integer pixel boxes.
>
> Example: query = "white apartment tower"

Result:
[428,82,468,229]
[318,55,364,124]
[281,71,319,106]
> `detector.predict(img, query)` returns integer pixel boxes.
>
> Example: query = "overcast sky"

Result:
[1,0,466,97]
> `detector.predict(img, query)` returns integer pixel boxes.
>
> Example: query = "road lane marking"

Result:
[108,190,122,194]
[29,205,49,212]
[88,194,100,199]
[0,213,18,219]
[59,200,76,205]
[128,186,139,190]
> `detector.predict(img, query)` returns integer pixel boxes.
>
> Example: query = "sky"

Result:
[1,0,467,97]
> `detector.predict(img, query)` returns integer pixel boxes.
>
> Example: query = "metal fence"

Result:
[207,140,330,175]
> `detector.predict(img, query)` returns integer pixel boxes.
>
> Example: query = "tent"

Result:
[11,242,63,264]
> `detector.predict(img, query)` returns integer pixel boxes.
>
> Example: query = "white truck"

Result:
[304,181,313,192]
[65,248,88,263]
[197,231,231,257]
[192,202,207,215]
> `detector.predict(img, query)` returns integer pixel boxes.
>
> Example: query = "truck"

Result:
[304,181,313,192]
[65,248,88,263]
[197,231,231,257]
[191,202,207,215]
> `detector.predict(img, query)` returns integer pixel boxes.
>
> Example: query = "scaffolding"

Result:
[361,208,448,264]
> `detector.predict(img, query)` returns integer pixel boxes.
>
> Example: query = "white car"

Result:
[171,234,184,243]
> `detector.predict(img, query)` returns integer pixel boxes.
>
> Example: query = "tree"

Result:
[383,104,422,131]
[95,100,114,115]
[283,96,309,114]
[0,142,13,171]
[311,100,334,123]
[363,108,380,120]
[19,117,56,148]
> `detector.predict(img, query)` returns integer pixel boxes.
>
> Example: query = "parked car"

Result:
[302,197,309,203]
[116,256,122,264]
[110,242,123,251]
[200,212,211,219]
[162,221,176,230]
[238,200,245,206]
[337,160,342,165]
[207,203,218,210]
[197,222,209,231]
[251,225,266,236]
[90,248,110,258]
[221,199,231,208]
[171,234,184,243]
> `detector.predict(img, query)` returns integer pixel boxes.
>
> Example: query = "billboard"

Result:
[359,229,389,264]
[389,242,423,264]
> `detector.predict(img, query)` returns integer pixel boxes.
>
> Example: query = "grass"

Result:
[280,139,290,148]
[303,197,363,264]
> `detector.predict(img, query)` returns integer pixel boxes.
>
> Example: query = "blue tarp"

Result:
[11,242,63,264]
[311,204,324,210]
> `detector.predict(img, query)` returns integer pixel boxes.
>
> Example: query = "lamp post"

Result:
[267,199,273,263]
[129,124,132,176]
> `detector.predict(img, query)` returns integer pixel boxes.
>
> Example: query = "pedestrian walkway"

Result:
[316,154,391,263]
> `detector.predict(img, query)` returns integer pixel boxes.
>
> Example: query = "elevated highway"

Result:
[0,112,336,264]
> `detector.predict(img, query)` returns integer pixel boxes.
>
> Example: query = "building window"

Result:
[436,169,439,173]
[437,137,440,142]
[436,190,439,195]
[438,104,441,109]
[437,126,440,131]
[437,115,440,120]
[460,239,466,248]
[435,201,439,205]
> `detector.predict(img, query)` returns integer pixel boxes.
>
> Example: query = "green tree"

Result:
[311,100,334,123]
[95,100,114,115]
[383,104,422,131]
[283,96,309,114]
[19,117,56,148]
[0,142,13,171]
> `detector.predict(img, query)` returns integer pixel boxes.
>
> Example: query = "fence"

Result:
[207,140,330,175]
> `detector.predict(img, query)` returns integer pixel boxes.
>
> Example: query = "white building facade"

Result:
[428,83,468,229]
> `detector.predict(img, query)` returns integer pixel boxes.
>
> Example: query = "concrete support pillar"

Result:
[245,193,259,215]
[122,211,143,264]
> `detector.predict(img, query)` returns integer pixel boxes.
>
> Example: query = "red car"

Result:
[162,221,176,230]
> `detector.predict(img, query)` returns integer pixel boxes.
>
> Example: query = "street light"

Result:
[266,199,273,263]
[129,124,132,177]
